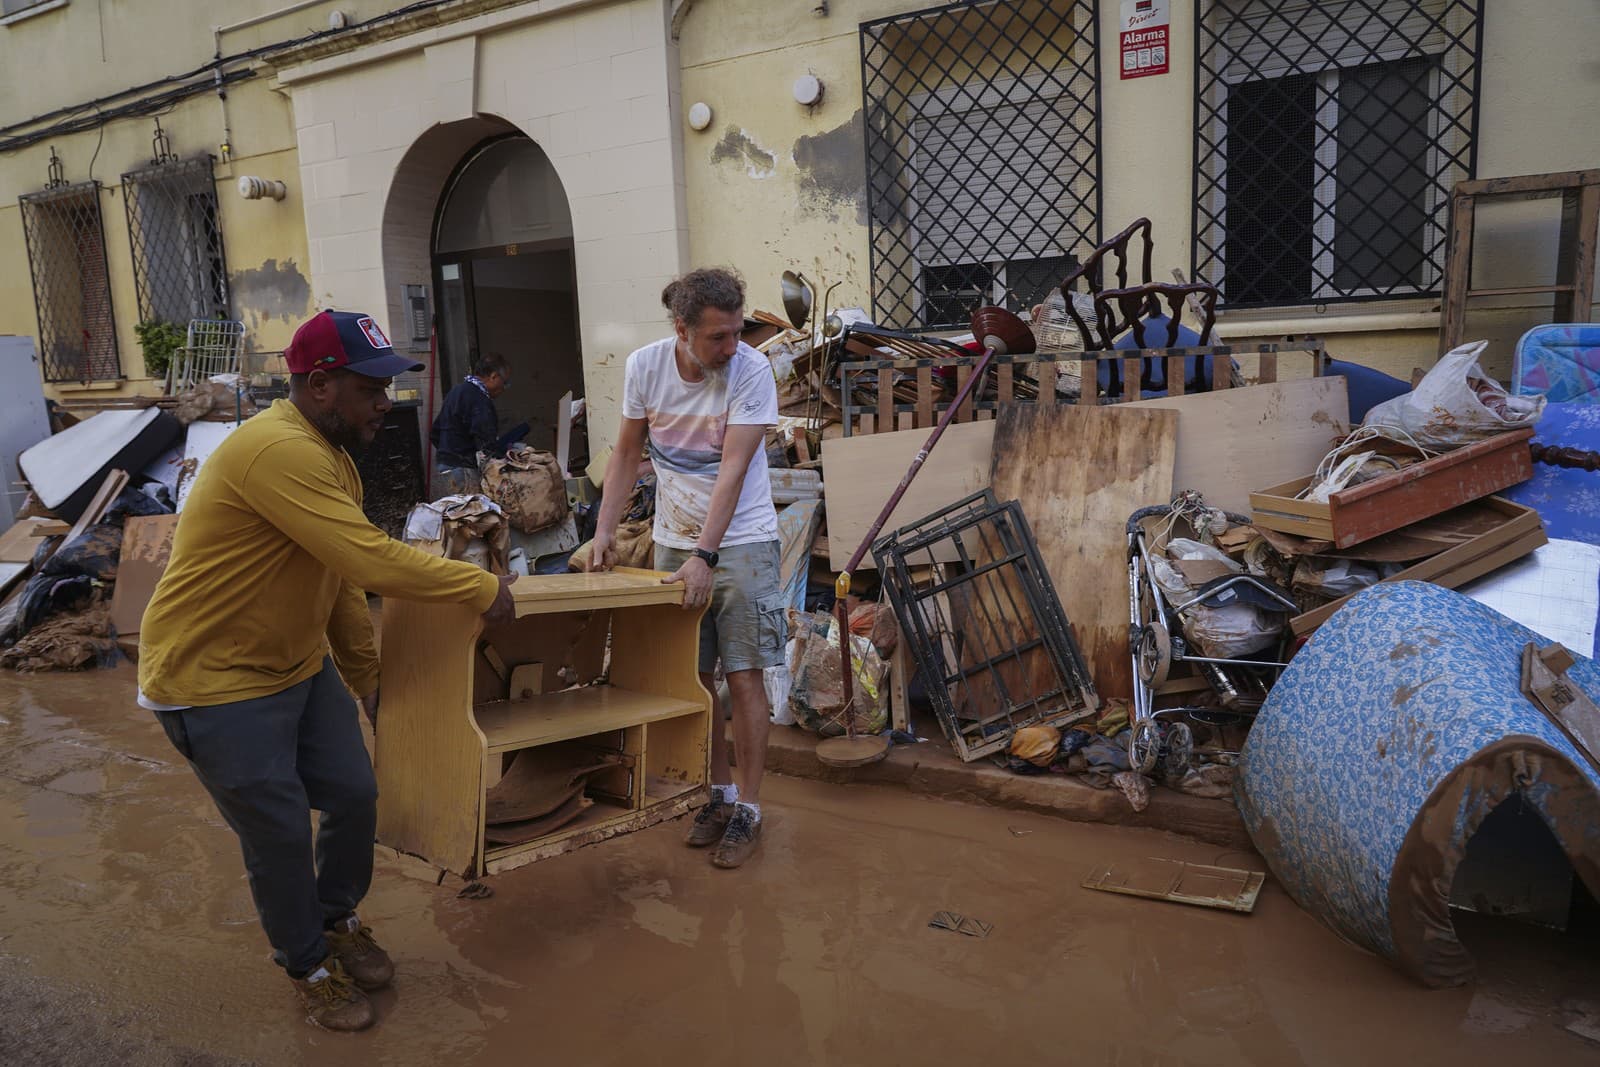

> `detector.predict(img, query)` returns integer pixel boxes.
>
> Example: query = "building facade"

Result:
[1,0,1596,454]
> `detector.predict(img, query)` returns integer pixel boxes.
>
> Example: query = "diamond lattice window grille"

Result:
[1192,0,1484,308]
[861,0,1102,329]
[18,180,122,383]
[121,154,230,326]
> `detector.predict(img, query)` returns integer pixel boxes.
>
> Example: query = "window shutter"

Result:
[1217,0,1450,81]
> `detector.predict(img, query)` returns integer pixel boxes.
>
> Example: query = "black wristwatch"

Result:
[691,547,719,568]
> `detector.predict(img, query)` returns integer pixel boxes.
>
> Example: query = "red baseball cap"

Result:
[285,310,425,377]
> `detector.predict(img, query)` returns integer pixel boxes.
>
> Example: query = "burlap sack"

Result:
[482,446,569,533]
[569,519,655,572]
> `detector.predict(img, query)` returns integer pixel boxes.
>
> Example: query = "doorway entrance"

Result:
[432,135,584,463]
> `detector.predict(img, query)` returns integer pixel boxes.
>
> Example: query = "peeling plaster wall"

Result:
[677,0,1600,382]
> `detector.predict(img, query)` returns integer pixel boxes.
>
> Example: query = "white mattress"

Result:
[19,408,161,509]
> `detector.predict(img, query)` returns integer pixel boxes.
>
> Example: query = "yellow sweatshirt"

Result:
[138,399,498,706]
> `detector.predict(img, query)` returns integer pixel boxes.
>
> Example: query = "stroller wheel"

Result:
[1129,718,1160,774]
[1162,721,1195,778]
[1137,623,1172,687]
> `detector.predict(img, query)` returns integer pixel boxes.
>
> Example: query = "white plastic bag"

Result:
[1150,557,1285,658]
[1362,340,1545,449]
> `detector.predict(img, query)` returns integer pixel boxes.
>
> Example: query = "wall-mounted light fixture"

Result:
[793,74,824,108]
[237,176,288,201]
[687,102,713,131]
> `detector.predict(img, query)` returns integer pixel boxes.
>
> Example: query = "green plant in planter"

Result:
[134,320,186,379]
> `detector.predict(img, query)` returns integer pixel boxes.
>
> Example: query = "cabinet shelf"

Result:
[475,686,702,753]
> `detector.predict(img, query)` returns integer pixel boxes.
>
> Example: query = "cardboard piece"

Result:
[110,514,180,644]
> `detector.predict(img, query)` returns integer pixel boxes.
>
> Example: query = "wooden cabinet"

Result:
[375,569,710,878]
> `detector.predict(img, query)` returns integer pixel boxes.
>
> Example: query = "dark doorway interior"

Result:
[431,134,584,465]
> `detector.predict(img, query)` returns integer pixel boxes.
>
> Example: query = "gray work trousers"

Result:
[153,657,377,976]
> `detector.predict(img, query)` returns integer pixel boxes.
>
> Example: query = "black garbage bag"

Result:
[103,484,173,526]
[11,525,123,639]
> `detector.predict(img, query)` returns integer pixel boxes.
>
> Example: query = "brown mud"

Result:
[1,663,1596,1065]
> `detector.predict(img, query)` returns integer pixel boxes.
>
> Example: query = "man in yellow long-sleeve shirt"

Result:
[139,309,514,1032]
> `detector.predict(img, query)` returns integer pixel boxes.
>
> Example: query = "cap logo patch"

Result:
[356,317,391,349]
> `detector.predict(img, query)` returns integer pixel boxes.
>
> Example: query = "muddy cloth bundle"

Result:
[403,495,511,575]
[569,477,657,571]
[482,445,569,533]
[1,603,119,671]
[9,525,123,640]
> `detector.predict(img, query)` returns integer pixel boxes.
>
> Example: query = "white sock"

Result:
[714,783,739,805]
[303,965,331,983]
[737,800,761,822]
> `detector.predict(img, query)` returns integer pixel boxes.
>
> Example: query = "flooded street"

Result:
[1,662,1595,1066]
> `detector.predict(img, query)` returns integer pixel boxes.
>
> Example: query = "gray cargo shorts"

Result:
[656,539,787,676]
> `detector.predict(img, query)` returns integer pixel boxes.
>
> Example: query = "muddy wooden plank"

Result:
[992,405,1177,700]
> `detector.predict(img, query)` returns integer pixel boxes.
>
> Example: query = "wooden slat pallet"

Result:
[836,339,1328,436]
[1439,168,1600,355]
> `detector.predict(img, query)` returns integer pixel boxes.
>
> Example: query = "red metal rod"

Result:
[835,342,1002,735]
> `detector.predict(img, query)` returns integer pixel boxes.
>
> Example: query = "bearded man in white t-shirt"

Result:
[589,267,782,868]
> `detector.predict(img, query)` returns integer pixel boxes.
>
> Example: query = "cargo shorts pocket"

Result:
[756,592,788,661]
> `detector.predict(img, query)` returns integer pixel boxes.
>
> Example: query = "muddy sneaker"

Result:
[291,958,374,1032]
[711,804,762,869]
[326,915,394,991]
[685,791,733,848]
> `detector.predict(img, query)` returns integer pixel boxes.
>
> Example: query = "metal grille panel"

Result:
[18,181,122,383]
[121,155,230,326]
[1193,0,1483,307]
[861,0,1102,329]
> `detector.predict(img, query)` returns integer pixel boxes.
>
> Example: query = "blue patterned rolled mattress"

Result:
[1237,581,1600,987]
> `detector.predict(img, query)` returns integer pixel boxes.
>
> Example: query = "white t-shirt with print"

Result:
[620,337,780,551]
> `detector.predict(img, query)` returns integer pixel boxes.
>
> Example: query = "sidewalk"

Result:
[761,720,1254,851]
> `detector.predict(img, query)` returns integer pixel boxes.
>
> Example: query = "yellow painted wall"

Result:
[0,0,392,398]
[677,0,1600,383]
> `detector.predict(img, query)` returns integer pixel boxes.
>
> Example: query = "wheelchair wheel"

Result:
[1137,622,1172,687]
[1129,718,1161,774]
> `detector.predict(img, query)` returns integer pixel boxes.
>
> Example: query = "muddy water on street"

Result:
[1,663,1596,1066]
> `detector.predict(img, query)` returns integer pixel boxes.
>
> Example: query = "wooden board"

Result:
[1127,376,1350,515]
[110,514,180,642]
[992,405,1178,701]
[1248,429,1533,547]
[822,420,995,569]
[1082,858,1266,913]
[473,687,701,752]
[1289,497,1546,634]
[0,518,67,564]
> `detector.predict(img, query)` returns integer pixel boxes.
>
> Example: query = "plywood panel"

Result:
[992,406,1179,700]
[1128,376,1350,515]
[822,420,996,569]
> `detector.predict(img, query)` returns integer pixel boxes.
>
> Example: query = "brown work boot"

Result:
[685,790,733,847]
[711,804,763,869]
[291,957,374,1032]
[326,914,394,991]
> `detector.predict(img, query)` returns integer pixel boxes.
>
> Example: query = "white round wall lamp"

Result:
[237,176,288,201]
[687,102,713,131]
[793,74,824,108]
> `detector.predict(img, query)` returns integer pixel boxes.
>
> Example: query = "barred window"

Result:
[862,0,1101,330]
[121,155,229,326]
[1194,0,1484,307]
[18,181,122,383]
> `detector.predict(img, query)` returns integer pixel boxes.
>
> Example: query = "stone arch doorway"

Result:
[431,133,584,463]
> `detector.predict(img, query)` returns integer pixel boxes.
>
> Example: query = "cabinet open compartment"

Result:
[376,570,711,877]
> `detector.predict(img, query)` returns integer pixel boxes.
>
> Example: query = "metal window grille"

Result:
[861,0,1102,330]
[18,181,122,383]
[121,155,230,326]
[1193,0,1484,307]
